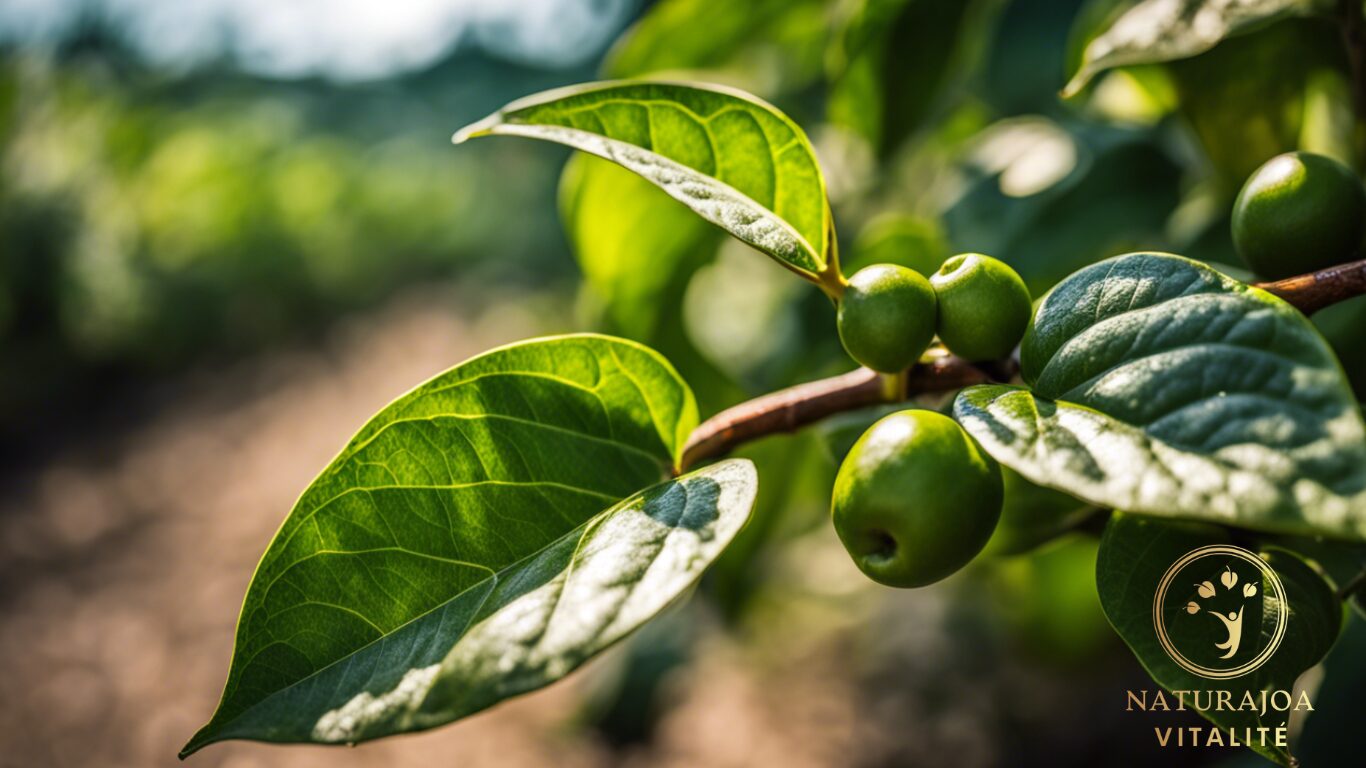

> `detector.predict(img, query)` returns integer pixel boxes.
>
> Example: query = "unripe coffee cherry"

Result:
[832,410,1002,588]
[836,264,937,373]
[930,253,1032,362]
[1232,151,1366,280]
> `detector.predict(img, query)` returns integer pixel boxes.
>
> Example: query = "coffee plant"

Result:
[182,1,1366,765]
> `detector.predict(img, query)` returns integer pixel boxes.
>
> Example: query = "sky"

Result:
[0,0,637,79]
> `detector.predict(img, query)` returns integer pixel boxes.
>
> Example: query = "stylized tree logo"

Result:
[1153,546,1288,679]
[1183,565,1261,659]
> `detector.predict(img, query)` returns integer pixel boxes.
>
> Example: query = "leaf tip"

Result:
[178,722,218,760]
[1060,71,1090,99]
[451,117,498,145]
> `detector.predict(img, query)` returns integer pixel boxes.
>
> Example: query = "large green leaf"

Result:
[454,81,833,281]
[183,335,759,754]
[1096,513,1341,765]
[1063,0,1333,97]
[953,253,1366,540]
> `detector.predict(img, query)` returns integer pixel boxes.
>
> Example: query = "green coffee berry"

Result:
[1232,151,1366,280]
[930,253,1031,362]
[832,409,1003,588]
[836,264,937,373]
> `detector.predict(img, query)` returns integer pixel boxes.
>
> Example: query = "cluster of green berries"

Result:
[836,253,1032,373]
[829,151,1364,590]
[830,252,1030,588]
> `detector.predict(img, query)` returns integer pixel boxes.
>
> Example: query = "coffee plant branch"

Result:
[1258,256,1366,314]
[679,354,1013,471]
[678,257,1366,472]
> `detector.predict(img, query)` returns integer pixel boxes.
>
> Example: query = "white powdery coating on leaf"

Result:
[311,663,440,743]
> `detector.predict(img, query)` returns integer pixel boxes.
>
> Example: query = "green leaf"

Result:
[183,335,758,754]
[953,253,1366,540]
[1063,0,1333,97]
[827,0,991,156]
[454,81,833,281]
[559,153,721,342]
[558,154,741,415]
[1096,513,1341,765]
[603,0,828,90]
[1295,616,1366,764]
[984,467,1098,557]
[1165,17,1351,190]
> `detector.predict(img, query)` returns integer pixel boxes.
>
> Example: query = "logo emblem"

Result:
[1152,545,1287,679]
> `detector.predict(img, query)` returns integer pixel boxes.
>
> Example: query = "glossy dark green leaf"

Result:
[1096,513,1341,765]
[455,82,832,281]
[1063,0,1333,96]
[183,335,759,754]
[954,253,1366,540]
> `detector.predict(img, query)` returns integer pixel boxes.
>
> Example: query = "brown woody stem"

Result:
[678,355,1008,472]
[677,259,1366,471]
[1254,257,1366,315]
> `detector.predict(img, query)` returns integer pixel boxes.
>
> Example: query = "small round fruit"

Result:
[1232,151,1366,280]
[929,253,1032,361]
[837,263,937,373]
[832,410,1002,588]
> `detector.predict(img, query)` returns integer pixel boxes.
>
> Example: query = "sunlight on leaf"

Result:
[454,81,833,282]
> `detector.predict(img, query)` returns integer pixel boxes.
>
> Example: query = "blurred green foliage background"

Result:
[0,6,619,459]
[2,0,1364,765]
[3,0,1363,454]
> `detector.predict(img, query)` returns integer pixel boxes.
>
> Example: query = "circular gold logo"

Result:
[1152,545,1287,680]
